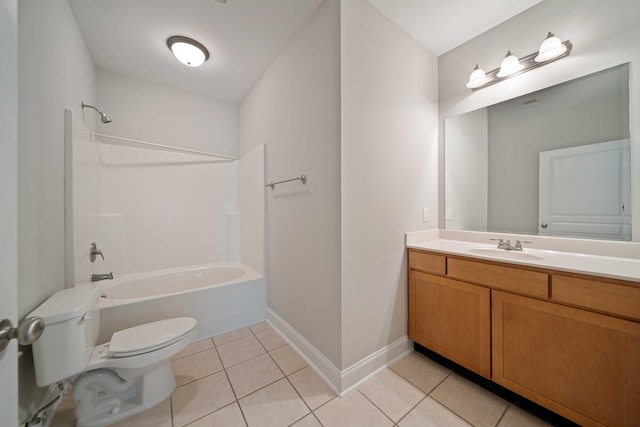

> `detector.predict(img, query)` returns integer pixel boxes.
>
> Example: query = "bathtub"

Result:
[97,263,265,343]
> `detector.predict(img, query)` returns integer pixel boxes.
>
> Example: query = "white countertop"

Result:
[406,230,640,282]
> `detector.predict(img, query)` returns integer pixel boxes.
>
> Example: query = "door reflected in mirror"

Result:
[444,63,631,241]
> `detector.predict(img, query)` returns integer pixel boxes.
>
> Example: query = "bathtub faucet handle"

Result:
[90,242,104,262]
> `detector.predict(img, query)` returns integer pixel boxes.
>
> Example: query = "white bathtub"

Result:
[97,263,265,343]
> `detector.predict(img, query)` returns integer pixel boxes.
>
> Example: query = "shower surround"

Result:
[64,110,265,339]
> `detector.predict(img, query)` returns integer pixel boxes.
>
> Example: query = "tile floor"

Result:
[51,322,550,427]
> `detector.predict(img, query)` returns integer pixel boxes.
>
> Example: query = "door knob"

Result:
[541,223,548,228]
[0,317,45,351]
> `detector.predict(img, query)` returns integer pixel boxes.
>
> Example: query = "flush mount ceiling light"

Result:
[167,36,209,67]
[466,32,572,90]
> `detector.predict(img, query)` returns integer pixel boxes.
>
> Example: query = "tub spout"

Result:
[91,272,114,282]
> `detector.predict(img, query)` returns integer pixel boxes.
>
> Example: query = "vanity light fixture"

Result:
[466,32,572,90]
[167,36,209,67]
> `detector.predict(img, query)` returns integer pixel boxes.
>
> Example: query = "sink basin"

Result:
[466,248,544,261]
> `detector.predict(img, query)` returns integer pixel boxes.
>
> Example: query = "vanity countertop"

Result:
[407,230,640,282]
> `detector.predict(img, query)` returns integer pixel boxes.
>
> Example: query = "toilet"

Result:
[28,284,197,427]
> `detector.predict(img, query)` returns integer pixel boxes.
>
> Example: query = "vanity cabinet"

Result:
[407,248,640,427]
[408,270,491,378]
[492,290,640,427]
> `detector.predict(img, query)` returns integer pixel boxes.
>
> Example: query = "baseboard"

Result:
[266,308,412,395]
[339,335,412,396]
[266,308,342,395]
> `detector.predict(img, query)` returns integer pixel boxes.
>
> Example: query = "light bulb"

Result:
[466,65,490,89]
[497,51,523,77]
[535,32,567,62]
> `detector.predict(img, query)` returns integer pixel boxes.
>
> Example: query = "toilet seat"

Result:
[85,317,197,372]
[108,317,197,358]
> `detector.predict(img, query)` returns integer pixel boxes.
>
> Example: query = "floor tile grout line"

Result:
[428,373,510,427]
[394,394,429,426]
[253,329,289,353]
[390,364,453,395]
[309,411,325,427]
[428,391,482,426]
[174,367,225,389]
[427,395,474,426]
[171,344,215,362]
[426,371,453,397]
[285,363,309,377]
[260,334,317,416]
[213,342,250,427]
[181,401,240,427]
[311,394,338,414]
[494,404,510,427]
[224,350,286,401]
[260,327,331,418]
[170,394,175,427]
[286,410,314,427]
[357,368,429,424]
[214,328,254,348]
[219,343,268,370]
[357,389,398,425]
[234,375,286,401]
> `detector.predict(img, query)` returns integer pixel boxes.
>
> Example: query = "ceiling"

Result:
[69,0,543,104]
[365,0,543,57]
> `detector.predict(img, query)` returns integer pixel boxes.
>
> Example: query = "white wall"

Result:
[238,145,266,275]
[444,108,488,231]
[70,135,237,282]
[17,0,96,422]
[87,69,244,279]
[340,0,438,368]
[240,0,343,367]
[96,69,239,157]
[0,1,18,424]
[438,0,640,241]
[18,0,96,313]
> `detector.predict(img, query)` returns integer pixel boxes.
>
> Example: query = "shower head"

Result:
[81,102,112,124]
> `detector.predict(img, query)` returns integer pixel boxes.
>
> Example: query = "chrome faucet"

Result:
[91,272,113,282]
[490,239,533,251]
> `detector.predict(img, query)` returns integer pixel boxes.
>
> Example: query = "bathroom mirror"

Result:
[445,63,631,241]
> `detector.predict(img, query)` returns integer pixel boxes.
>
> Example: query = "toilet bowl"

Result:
[28,285,197,427]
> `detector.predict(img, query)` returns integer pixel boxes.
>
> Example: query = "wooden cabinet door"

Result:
[409,270,491,378]
[492,290,640,427]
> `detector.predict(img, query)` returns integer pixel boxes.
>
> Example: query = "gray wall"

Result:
[240,0,343,367]
[488,65,630,234]
[340,0,438,368]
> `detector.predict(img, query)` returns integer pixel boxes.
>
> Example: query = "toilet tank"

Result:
[28,285,101,387]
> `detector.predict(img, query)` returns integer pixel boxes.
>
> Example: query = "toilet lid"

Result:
[108,317,197,358]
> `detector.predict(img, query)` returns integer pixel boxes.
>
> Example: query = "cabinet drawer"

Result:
[408,250,446,275]
[552,275,640,321]
[448,258,548,298]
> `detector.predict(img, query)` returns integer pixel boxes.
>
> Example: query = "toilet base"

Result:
[73,361,176,427]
